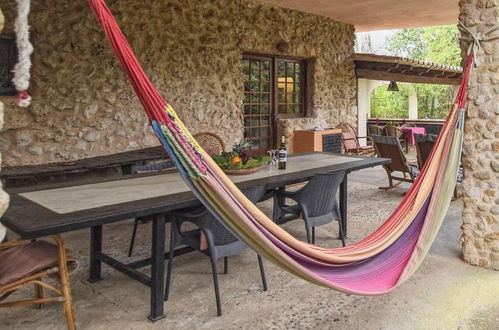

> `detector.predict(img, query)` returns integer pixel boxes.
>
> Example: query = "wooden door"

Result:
[242,55,273,156]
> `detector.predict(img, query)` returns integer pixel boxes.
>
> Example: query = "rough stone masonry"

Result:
[459,0,499,270]
[0,0,356,165]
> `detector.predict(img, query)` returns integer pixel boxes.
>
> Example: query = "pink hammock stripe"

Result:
[88,0,470,294]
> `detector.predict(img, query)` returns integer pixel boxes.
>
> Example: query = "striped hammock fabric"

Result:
[89,0,472,295]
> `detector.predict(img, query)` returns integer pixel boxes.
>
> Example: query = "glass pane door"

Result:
[242,56,273,155]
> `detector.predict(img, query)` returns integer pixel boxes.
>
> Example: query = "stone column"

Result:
[459,0,498,270]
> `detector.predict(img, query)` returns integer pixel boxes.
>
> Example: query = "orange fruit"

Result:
[231,156,241,165]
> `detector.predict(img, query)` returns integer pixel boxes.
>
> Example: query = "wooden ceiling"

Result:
[257,0,458,31]
[354,54,463,85]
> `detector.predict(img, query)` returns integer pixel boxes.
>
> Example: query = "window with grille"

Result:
[242,55,307,154]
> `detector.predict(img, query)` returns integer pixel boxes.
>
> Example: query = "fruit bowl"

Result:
[223,166,264,175]
[210,138,270,175]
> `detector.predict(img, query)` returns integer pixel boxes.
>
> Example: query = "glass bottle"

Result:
[278,136,287,170]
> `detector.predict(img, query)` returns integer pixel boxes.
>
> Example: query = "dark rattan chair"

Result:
[372,135,419,189]
[164,185,268,316]
[414,134,438,170]
[415,134,462,198]
[384,125,408,152]
[194,132,225,155]
[0,236,76,330]
[273,171,346,246]
[367,124,385,137]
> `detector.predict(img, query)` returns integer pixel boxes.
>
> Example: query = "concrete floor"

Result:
[2,166,498,330]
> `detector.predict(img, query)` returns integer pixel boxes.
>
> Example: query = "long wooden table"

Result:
[2,153,389,321]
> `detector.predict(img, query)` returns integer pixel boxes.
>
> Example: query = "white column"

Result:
[357,79,368,146]
[408,87,418,119]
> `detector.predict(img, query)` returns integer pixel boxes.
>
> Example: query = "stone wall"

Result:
[459,0,499,270]
[0,0,356,165]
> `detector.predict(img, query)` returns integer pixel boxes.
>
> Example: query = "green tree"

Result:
[388,25,460,66]
[370,83,410,119]
[371,25,460,119]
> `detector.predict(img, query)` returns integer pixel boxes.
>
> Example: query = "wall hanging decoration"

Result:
[13,0,33,107]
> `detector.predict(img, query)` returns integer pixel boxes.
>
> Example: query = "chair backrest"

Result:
[194,132,225,155]
[177,185,267,247]
[371,135,410,173]
[367,125,384,136]
[295,171,345,218]
[341,131,359,152]
[415,134,437,169]
[338,122,357,135]
[401,123,417,128]
[384,125,403,138]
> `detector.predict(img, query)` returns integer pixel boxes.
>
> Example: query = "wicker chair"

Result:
[0,236,76,330]
[385,125,408,153]
[337,123,375,156]
[273,171,346,246]
[194,132,225,155]
[165,185,268,316]
[372,135,419,189]
[415,134,462,199]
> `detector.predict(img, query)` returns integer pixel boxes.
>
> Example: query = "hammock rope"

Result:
[88,0,474,294]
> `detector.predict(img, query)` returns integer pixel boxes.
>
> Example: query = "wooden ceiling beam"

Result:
[355,68,462,85]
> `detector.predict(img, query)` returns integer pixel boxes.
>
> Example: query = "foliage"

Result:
[387,25,460,66]
[370,83,409,119]
[370,25,460,119]
[370,82,456,119]
[412,84,455,119]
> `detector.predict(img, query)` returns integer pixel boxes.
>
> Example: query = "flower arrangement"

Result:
[211,138,269,172]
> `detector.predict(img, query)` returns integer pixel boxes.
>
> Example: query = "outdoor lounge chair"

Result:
[415,134,462,198]
[164,185,268,316]
[273,171,346,246]
[338,123,375,156]
[384,125,408,152]
[0,236,76,330]
[371,135,419,189]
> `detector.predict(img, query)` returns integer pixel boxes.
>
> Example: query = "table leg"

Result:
[274,187,285,222]
[148,214,166,322]
[339,175,348,238]
[88,225,103,282]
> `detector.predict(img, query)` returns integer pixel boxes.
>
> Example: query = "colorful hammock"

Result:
[88,0,472,295]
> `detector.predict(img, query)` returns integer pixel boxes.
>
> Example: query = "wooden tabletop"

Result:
[2,153,389,238]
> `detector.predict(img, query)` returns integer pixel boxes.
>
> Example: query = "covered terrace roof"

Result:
[257,0,458,31]
[354,53,463,85]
